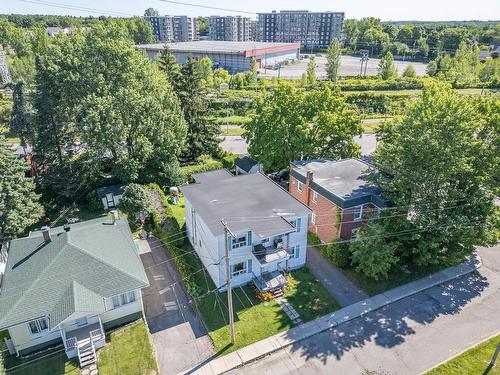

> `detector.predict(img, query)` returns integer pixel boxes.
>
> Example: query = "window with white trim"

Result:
[312,191,318,203]
[297,181,303,192]
[311,212,316,224]
[231,235,247,249]
[231,261,247,277]
[28,318,49,335]
[353,205,363,221]
[111,291,136,309]
[289,245,300,259]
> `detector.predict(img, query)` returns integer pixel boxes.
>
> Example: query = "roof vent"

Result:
[41,226,51,242]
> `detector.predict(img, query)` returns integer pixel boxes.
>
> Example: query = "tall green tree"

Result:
[351,81,499,279]
[144,8,159,17]
[32,25,187,196]
[306,56,317,85]
[243,83,362,171]
[377,51,398,80]
[175,58,220,162]
[157,46,181,85]
[10,81,33,148]
[326,38,341,83]
[118,183,153,227]
[0,140,44,242]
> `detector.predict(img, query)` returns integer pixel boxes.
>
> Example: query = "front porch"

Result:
[253,270,288,295]
[60,316,105,368]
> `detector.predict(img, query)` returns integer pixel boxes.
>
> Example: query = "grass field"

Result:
[427,334,500,374]
[162,196,340,355]
[220,125,245,136]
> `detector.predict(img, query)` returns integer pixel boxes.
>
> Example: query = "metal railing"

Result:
[65,337,77,352]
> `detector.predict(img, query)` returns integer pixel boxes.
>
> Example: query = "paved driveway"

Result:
[227,244,500,374]
[306,246,368,307]
[139,237,215,374]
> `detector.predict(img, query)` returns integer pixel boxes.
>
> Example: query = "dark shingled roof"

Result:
[181,171,311,238]
[96,184,125,198]
[290,158,387,208]
[235,155,259,173]
[0,217,149,331]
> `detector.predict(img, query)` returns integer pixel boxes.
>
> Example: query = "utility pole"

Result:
[221,219,236,345]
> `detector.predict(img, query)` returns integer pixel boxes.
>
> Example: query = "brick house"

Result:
[289,158,387,242]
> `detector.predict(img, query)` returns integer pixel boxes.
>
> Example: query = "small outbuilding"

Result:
[96,184,125,210]
[235,155,264,175]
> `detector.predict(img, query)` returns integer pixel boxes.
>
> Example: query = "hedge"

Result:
[181,158,223,182]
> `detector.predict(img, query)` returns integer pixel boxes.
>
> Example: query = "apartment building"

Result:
[257,10,344,49]
[289,159,387,242]
[145,15,198,42]
[208,16,250,41]
[181,170,310,294]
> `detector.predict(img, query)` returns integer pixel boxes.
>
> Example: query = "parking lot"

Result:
[259,55,428,79]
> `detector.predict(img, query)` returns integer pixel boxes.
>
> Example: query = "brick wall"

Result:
[289,175,339,243]
[339,202,378,240]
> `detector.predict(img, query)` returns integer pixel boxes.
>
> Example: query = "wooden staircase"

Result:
[270,287,284,298]
[77,339,96,368]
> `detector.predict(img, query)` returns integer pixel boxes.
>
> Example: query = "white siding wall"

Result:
[7,289,143,355]
[284,214,309,270]
[185,198,224,288]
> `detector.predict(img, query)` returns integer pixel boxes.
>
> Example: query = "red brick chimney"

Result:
[41,226,51,242]
[305,170,313,204]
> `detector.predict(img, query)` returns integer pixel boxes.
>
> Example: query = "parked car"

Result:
[273,169,289,182]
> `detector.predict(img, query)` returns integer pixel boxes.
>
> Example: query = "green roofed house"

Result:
[0,216,149,368]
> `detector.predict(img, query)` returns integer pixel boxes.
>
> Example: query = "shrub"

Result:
[181,156,223,182]
[322,242,352,268]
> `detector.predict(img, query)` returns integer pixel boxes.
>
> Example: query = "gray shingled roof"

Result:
[181,171,311,238]
[0,217,149,330]
[290,158,387,208]
[235,155,259,173]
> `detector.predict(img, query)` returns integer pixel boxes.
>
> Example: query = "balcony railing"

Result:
[253,271,288,292]
[253,243,290,264]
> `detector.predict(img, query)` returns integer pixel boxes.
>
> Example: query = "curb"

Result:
[418,329,500,375]
[183,253,482,375]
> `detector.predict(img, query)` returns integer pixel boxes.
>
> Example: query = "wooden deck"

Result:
[66,322,103,343]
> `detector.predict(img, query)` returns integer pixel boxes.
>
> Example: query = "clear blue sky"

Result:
[3,0,500,21]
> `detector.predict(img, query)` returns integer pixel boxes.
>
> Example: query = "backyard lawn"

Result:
[0,322,157,375]
[427,334,500,375]
[156,193,341,355]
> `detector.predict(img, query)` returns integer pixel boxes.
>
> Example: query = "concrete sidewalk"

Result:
[183,253,481,375]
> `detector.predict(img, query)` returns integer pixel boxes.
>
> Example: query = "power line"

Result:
[154,0,256,15]
[15,0,136,17]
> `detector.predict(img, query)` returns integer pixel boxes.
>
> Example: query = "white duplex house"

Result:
[0,217,149,368]
[181,170,311,296]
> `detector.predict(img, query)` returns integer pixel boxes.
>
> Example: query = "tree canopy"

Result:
[243,83,362,171]
[351,81,499,279]
[326,38,341,83]
[378,51,398,80]
[32,24,186,198]
[0,141,44,242]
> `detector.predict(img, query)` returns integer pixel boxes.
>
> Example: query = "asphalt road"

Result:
[220,134,378,156]
[259,55,428,79]
[226,244,500,375]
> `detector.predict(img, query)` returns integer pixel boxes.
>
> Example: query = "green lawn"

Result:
[98,322,158,375]
[361,118,391,133]
[0,322,156,375]
[1,349,80,375]
[220,125,245,136]
[158,195,340,355]
[214,115,252,126]
[0,126,20,143]
[427,334,500,375]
